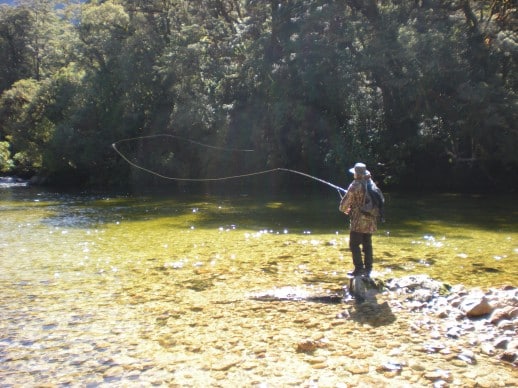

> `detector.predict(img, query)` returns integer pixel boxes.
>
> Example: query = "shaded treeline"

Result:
[0,0,516,192]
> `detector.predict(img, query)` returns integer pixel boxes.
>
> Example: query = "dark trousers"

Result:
[349,231,373,272]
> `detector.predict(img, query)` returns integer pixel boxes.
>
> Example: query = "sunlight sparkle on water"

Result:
[0,189,516,386]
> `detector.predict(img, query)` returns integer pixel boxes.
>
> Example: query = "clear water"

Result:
[5,187,514,285]
[0,185,516,385]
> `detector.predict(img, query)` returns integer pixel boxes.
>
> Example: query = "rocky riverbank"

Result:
[348,275,517,368]
[252,274,517,386]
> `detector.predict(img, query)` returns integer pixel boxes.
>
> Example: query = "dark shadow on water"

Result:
[33,190,345,232]
[182,278,215,291]
[385,192,518,234]
[379,263,407,272]
[250,295,344,305]
[346,299,397,327]
[249,286,344,304]
[4,187,518,235]
[471,264,502,274]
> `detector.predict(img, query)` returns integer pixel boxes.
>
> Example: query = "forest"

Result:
[0,0,516,192]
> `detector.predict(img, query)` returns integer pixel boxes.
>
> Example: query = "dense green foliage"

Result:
[0,0,516,191]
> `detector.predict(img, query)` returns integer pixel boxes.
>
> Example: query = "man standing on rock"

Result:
[339,162,384,277]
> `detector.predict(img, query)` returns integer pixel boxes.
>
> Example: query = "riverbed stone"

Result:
[500,350,516,363]
[490,306,518,323]
[460,295,493,317]
[345,361,369,374]
[480,342,496,356]
[311,362,328,369]
[424,369,452,383]
[457,349,476,364]
[507,339,518,351]
[494,336,510,349]
[213,355,242,371]
[497,319,515,330]
[435,308,449,319]
[296,340,319,353]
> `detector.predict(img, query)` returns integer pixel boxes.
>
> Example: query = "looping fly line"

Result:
[112,134,346,197]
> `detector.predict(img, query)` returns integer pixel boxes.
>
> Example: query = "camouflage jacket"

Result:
[339,178,379,234]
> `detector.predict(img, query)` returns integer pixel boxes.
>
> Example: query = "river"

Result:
[0,183,516,386]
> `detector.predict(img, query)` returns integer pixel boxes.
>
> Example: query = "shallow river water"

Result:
[0,184,516,386]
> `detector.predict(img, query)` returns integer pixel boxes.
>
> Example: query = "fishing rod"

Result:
[112,135,347,198]
[276,168,346,196]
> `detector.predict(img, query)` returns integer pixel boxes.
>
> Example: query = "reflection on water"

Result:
[0,176,29,188]
[0,186,516,385]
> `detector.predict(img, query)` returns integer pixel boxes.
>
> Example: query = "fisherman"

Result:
[339,163,383,277]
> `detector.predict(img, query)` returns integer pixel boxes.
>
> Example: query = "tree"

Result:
[0,78,49,175]
[0,6,35,93]
[0,1,78,92]
[0,0,515,190]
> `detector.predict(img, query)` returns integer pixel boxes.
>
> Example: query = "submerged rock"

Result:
[295,339,328,353]
[249,286,343,304]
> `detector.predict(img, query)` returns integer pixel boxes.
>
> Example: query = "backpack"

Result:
[361,180,385,222]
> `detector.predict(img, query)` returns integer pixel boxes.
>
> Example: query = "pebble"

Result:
[210,356,242,371]
[103,366,124,378]
[451,359,468,368]
[424,369,452,382]
[409,361,426,371]
[241,361,258,370]
[457,349,476,364]
[311,362,328,369]
[475,376,501,388]
[480,342,496,356]
[379,360,405,372]
[494,336,510,349]
[497,319,515,330]
[345,362,370,374]
[500,351,516,363]
[305,356,327,364]
[350,350,373,359]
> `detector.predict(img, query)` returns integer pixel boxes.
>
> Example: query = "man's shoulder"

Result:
[348,180,362,191]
